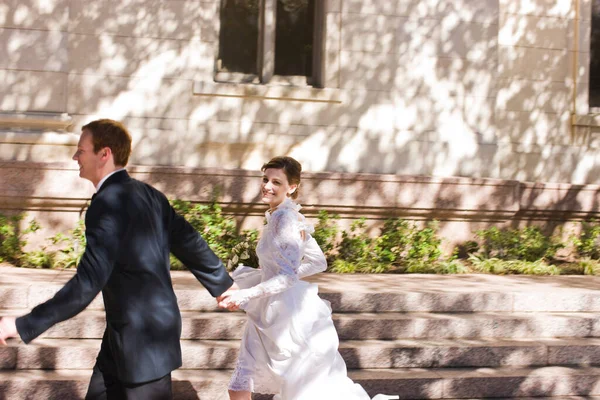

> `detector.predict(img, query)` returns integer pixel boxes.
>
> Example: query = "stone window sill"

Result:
[192,81,342,104]
[573,113,600,127]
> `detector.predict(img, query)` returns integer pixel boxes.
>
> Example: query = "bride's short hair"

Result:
[261,156,302,199]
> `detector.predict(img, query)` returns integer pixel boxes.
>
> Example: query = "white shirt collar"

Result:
[96,168,126,192]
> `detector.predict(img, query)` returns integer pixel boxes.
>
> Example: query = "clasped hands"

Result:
[217,282,242,311]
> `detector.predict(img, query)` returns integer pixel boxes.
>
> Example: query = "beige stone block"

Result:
[342,0,413,16]
[69,0,217,41]
[339,50,401,91]
[580,0,593,21]
[496,79,571,113]
[495,110,571,146]
[438,21,498,62]
[239,98,333,126]
[0,70,67,113]
[324,12,341,88]
[499,0,575,18]
[497,142,595,183]
[498,46,569,81]
[396,17,439,58]
[341,49,496,97]
[433,57,498,98]
[499,14,569,50]
[325,12,341,53]
[567,19,591,52]
[324,49,340,88]
[0,143,75,163]
[0,0,69,30]
[576,81,590,115]
[69,34,216,79]
[326,0,342,13]
[410,0,499,24]
[568,51,590,84]
[341,14,398,53]
[462,96,497,142]
[68,75,244,120]
[0,29,67,72]
[127,120,305,168]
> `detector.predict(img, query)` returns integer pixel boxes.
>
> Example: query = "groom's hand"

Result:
[0,316,17,345]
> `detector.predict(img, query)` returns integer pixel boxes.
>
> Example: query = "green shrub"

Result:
[476,226,563,262]
[373,218,412,264]
[406,222,442,265]
[469,254,560,275]
[573,220,600,259]
[405,258,469,274]
[0,214,49,268]
[435,258,470,274]
[336,218,372,262]
[170,200,241,269]
[579,258,600,275]
[312,210,340,262]
[329,259,390,274]
[20,250,55,269]
[0,214,24,264]
[51,219,86,269]
[329,218,442,273]
[226,229,259,270]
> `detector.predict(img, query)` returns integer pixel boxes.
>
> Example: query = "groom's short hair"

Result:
[82,119,132,167]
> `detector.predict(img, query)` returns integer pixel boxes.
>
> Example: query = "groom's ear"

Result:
[100,147,112,159]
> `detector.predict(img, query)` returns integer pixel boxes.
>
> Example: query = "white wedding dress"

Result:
[226,198,372,400]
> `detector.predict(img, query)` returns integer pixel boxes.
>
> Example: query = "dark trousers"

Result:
[85,364,173,400]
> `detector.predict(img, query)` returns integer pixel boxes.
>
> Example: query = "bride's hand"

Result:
[218,296,241,311]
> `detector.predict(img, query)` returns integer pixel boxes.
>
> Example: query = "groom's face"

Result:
[72,129,104,185]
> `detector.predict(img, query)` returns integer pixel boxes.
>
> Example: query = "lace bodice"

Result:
[227,198,326,306]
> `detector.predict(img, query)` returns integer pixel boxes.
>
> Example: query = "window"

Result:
[216,0,325,87]
[590,0,600,108]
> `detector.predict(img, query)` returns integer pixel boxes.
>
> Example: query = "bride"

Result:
[218,156,390,400]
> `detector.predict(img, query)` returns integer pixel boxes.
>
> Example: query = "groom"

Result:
[0,119,238,399]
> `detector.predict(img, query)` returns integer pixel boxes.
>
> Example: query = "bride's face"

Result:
[261,168,297,209]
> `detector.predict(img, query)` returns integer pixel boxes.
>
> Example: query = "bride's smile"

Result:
[260,168,297,210]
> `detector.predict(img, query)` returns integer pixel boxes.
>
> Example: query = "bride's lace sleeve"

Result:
[226,208,301,306]
[297,236,327,278]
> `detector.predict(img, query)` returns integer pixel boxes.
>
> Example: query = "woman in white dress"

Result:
[218,156,374,400]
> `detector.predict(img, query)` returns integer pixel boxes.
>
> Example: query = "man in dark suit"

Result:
[0,119,238,399]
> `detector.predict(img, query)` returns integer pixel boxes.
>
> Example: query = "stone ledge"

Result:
[0,112,73,132]
[0,161,598,222]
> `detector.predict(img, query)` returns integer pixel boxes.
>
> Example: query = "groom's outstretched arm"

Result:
[168,205,234,298]
[14,197,125,344]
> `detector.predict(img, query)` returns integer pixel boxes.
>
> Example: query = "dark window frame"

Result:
[590,0,600,109]
[215,0,326,88]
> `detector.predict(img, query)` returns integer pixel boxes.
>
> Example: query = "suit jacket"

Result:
[16,170,233,383]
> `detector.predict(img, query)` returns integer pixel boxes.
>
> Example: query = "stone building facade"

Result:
[1,0,599,241]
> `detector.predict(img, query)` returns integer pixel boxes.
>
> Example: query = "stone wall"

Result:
[1,161,598,247]
[0,0,599,236]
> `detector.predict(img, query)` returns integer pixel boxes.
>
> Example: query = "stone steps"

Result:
[3,309,600,340]
[5,268,600,398]
[4,268,600,314]
[3,337,600,370]
[4,285,600,313]
[3,367,600,399]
